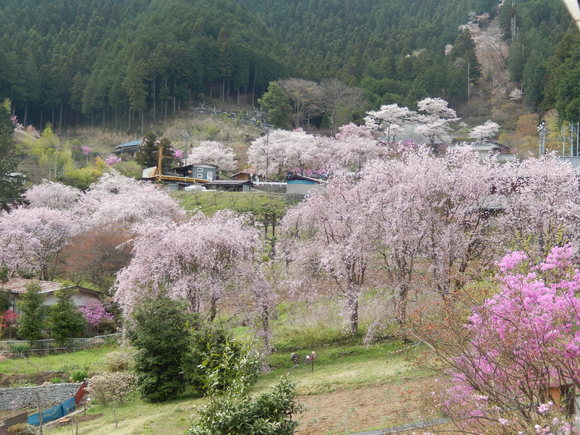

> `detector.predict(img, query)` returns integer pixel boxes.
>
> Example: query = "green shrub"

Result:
[129,297,191,402]
[183,325,259,396]
[88,371,137,406]
[17,282,45,341]
[9,342,31,354]
[50,377,64,384]
[71,369,88,382]
[104,349,135,372]
[188,377,301,435]
[47,289,87,345]
[11,379,35,387]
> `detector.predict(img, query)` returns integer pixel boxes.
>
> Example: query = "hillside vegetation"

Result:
[0,0,576,133]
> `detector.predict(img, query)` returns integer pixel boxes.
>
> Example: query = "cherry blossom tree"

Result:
[412,247,580,434]
[335,123,373,141]
[333,134,387,172]
[0,207,80,279]
[115,211,272,328]
[364,104,416,142]
[186,141,236,173]
[414,97,459,145]
[358,147,498,321]
[280,171,374,334]
[75,174,184,230]
[248,129,319,178]
[494,155,580,257]
[24,181,82,210]
[469,120,500,143]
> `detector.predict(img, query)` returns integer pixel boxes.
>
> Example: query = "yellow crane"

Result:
[151,145,209,185]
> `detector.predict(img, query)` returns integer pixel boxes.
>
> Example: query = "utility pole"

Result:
[265,126,270,181]
[467,62,471,102]
[537,120,547,156]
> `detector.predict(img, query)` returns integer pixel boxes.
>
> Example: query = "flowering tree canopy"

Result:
[415,97,459,144]
[364,104,416,142]
[248,129,319,177]
[25,181,82,210]
[0,207,80,279]
[280,171,374,334]
[75,174,184,230]
[115,211,271,324]
[469,120,500,143]
[186,141,236,173]
[494,155,580,256]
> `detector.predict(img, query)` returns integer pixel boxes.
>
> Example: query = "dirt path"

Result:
[296,379,432,435]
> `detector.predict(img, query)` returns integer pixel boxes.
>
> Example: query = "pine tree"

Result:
[17,282,46,341]
[0,100,24,211]
[47,289,87,345]
[258,82,292,128]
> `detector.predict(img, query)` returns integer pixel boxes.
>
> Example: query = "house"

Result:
[1,278,102,314]
[112,140,141,156]
[286,174,327,196]
[448,141,516,162]
[230,168,256,181]
[172,164,217,181]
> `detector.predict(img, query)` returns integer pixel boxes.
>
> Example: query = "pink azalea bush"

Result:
[79,300,114,327]
[439,246,580,433]
[105,154,122,165]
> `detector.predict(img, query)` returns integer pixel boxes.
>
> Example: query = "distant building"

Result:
[112,140,141,156]
[2,278,102,314]
[231,168,256,181]
[172,164,217,181]
[447,141,516,162]
[286,174,327,196]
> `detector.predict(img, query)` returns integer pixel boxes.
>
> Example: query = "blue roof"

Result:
[116,140,141,148]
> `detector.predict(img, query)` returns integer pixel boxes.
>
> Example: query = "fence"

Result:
[0,333,121,354]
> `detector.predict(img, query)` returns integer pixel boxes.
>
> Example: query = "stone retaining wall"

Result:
[0,383,81,410]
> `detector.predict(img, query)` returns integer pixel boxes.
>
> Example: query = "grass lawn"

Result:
[44,340,430,435]
[0,345,117,376]
[173,190,291,216]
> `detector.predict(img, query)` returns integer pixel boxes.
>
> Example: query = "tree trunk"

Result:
[346,292,358,335]
[396,282,409,325]
[152,75,156,121]
[208,296,219,322]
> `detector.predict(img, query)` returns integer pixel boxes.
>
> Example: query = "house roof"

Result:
[113,140,141,154]
[231,168,256,177]
[205,180,252,186]
[1,278,101,296]
[287,175,327,184]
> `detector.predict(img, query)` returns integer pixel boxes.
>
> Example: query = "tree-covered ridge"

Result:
[0,0,575,130]
[242,0,497,82]
[499,0,576,116]
[0,0,285,128]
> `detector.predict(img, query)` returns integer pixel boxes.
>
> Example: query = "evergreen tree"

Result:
[129,297,191,402]
[47,289,87,345]
[258,82,292,128]
[17,282,45,341]
[0,100,24,211]
[450,29,482,83]
[135,132,174,171]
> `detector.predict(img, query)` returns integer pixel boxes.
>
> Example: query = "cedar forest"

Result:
[0,0,577,129]
[0,1,579,434]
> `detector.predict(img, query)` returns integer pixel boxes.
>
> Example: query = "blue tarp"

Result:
[28,396,76,426]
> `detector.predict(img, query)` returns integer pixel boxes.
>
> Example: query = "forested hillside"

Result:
[0,0,575,131]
